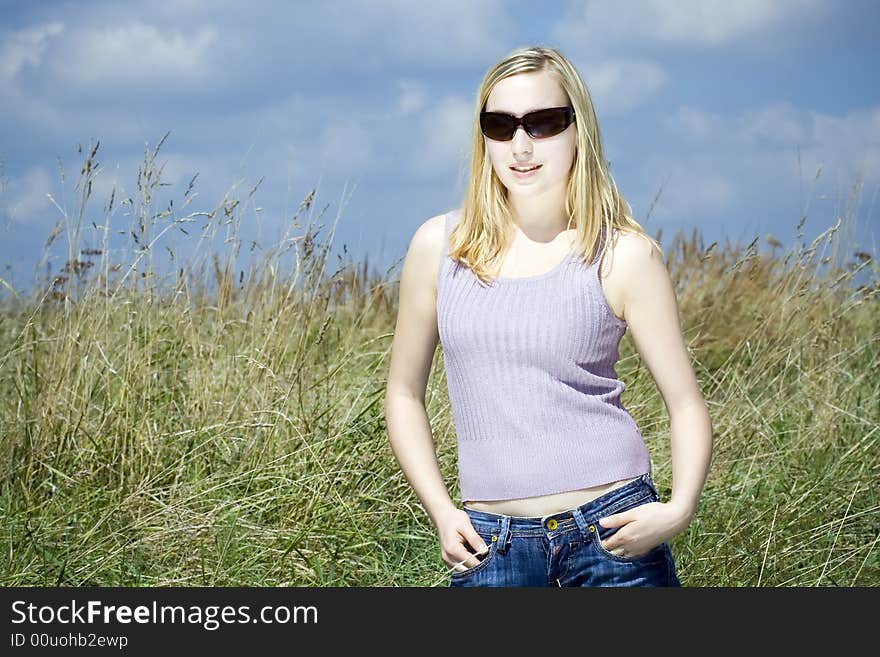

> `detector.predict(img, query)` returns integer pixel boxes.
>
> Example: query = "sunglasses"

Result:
[479,106,576,141]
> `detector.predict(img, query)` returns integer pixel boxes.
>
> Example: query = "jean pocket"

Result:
[449,528,498,580]
[591,490,667,564]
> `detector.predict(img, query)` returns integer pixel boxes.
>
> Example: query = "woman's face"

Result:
[483,70,577,200]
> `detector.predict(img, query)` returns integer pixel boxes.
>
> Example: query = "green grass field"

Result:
[1,137,877,586]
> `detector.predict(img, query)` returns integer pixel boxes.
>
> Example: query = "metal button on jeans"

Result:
[449,474,682,587]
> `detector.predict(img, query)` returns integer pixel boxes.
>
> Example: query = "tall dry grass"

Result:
[0,134,877,586]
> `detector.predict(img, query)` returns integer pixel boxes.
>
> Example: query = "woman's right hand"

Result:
[435,507,490,573]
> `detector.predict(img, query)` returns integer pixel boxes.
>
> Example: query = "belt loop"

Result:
[643,472,660,499]
[571,506,591,541]
[496,516,512,554]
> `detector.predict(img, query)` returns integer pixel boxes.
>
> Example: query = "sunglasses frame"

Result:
[479,106,576,141]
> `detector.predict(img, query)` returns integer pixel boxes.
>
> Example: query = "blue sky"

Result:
[1,0,878,297]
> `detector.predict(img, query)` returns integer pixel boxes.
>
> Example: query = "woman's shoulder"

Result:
[414,208,462,249]
[601,229,662,274]
[412,209,454,249]
[408,209,458,295]
[598,229,663,321]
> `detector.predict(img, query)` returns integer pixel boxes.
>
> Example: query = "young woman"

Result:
[384,45,713,586]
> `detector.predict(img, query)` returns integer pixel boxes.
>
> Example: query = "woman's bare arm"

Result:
[383,213,457,527]
[615,232,714,522]
[383,214,489,572]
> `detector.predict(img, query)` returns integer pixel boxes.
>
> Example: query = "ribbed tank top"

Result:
[436,208,652,501]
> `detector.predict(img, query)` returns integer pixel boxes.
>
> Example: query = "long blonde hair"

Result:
[451,45,662,285]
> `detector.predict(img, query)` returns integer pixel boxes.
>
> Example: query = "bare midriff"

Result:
[463,476,640,518]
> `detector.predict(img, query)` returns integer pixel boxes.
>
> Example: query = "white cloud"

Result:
[0,144,249,233]
[0,0,519,154]
[317,118,376,178]
[0,21,64,83]
[644,102,880,223]
[582,58,669,115]
[256,86,473,183]
[2,167,54,225]
[663,106,726,141]
[802,106,880,189]
[739,103,809,145]
[48,21,219,89]
[0,22,67,130]
[663,103,880,183]
[557,0,831,49]
[31,0,514,96]
[635,154,738,220]
[410,94,473,178]
[0,87,61,131]
[395,79,429,115]
[664,103,814,148]
[296,0,515,68]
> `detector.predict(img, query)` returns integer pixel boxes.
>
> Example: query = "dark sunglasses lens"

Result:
[481,108,572,140]
[525,109,571,138]
[480,113,514,140]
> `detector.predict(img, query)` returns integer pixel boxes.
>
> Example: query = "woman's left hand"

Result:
[598,501,692,559]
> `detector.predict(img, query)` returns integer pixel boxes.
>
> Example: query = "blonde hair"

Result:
[451,45,662,285]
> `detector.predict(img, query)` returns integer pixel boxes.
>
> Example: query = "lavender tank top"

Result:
[436,208,651,501]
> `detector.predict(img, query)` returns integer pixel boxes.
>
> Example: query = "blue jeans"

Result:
[448,473,682,587]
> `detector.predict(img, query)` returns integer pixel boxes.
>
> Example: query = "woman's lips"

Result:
[510,164,542,178]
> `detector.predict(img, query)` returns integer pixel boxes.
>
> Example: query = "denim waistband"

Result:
[462,472,658,540]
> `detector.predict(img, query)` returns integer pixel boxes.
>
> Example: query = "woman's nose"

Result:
[511,126,533,154]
